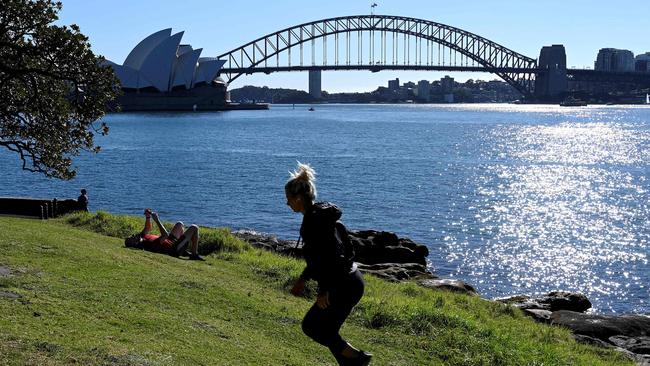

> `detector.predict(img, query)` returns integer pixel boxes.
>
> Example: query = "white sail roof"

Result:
[172,48,203,89]
[106,29,222,92]
[193,58,227,87]
[138,31,184,92]
[102,60,152,89]
[123,29,172,70]
[177,45,193,56]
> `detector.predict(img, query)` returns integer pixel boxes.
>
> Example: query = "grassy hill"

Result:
[0,213,633,365]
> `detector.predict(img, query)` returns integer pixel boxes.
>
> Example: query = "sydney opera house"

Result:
[104,29,248,111]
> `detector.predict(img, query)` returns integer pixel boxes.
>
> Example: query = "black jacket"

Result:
[299,202,354,293]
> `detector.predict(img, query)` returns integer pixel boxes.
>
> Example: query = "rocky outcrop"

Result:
[610,336,650,355]
[496,292,650,364]
[418,278,479,296]
[347,230,429,266]
[232,230,300,256]
[551,311,650,341]
[522,309,553,323]
[496,291,592,313]
[551,311,650,365]
[232,228,432,281]
[356,263,434,282]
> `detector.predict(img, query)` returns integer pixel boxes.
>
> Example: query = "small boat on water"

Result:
[646,93,649,104]
[308,107,315,111]
[560,97,588,107]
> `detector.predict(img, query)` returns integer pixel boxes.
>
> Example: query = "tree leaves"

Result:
[0,0,119,180]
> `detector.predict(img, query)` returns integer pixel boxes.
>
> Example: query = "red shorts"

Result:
[142,234,174,253]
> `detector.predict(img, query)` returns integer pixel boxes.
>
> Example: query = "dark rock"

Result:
[551,311,650,342]
[632,353,650,366]
[573,334,614,348]
[233,228,433,282]
[232,230,301,256]
[496,291,591,312]
[609,336,650,355]
[357,263,435,282]
[233,228,430,268]
[348,230,428,266]
[523,309,553,323]
[541,291,592,312]
[418,278,479,296]
[496,294,543,310]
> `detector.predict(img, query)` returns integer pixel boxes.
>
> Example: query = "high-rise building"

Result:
[388,78,400,90]
[635,52,650,72]
[440,76,454,93]
[594,48,635,72]
[417,80,430,102]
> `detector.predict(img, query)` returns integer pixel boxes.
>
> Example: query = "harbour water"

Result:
[1,104,648,314]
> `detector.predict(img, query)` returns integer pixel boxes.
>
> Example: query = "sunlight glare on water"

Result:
[443,116,649,313]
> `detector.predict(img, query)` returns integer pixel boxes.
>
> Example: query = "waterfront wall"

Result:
[116,82,227,111]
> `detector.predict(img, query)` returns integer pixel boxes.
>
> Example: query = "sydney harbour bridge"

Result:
[216,15,650,101]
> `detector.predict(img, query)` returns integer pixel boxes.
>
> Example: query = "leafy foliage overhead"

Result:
[0,0,119,180]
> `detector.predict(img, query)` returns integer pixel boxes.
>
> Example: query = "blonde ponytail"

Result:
[285,162,317,202]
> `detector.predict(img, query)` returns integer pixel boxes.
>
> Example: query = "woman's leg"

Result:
[301,303,345,350]
[183,225,200,255]
[169,222,185,239]
[174,225,199,254]
[302,271,365,365]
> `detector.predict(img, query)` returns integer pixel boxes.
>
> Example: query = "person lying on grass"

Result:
[125,209,204,261]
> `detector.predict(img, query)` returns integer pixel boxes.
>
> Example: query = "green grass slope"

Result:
[0,214,633,365]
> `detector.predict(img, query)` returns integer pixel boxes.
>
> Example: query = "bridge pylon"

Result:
[309,70,322,99]
[534,45,568,102]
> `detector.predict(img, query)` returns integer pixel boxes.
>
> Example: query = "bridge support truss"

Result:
[218,15,539,99]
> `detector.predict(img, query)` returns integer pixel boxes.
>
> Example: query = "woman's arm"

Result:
[290,277,306,296]
[151,212,169,237]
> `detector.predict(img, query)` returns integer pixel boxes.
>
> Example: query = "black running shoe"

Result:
[188,254,205,261]
[357,350,372,366]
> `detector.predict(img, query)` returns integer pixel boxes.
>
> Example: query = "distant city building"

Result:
[417,80,430,102]
[635,52,650,72]
[388,78,400,90]
[103,28,226,92]
[594,48,635,72]
[441,76,454,93]
[403,81,416,89]
[308,70,322,98]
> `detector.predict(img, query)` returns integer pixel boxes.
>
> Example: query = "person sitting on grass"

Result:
[77,189,89,212]
[125,209,204,260]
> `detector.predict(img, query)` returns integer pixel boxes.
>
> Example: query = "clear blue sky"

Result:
[57,0,649,92]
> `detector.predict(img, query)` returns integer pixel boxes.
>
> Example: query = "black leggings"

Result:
[301,270,364,361]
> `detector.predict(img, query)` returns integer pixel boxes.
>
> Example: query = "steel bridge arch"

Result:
[217,15,538,98]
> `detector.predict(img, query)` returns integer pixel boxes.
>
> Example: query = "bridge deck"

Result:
[220,65,542,75]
